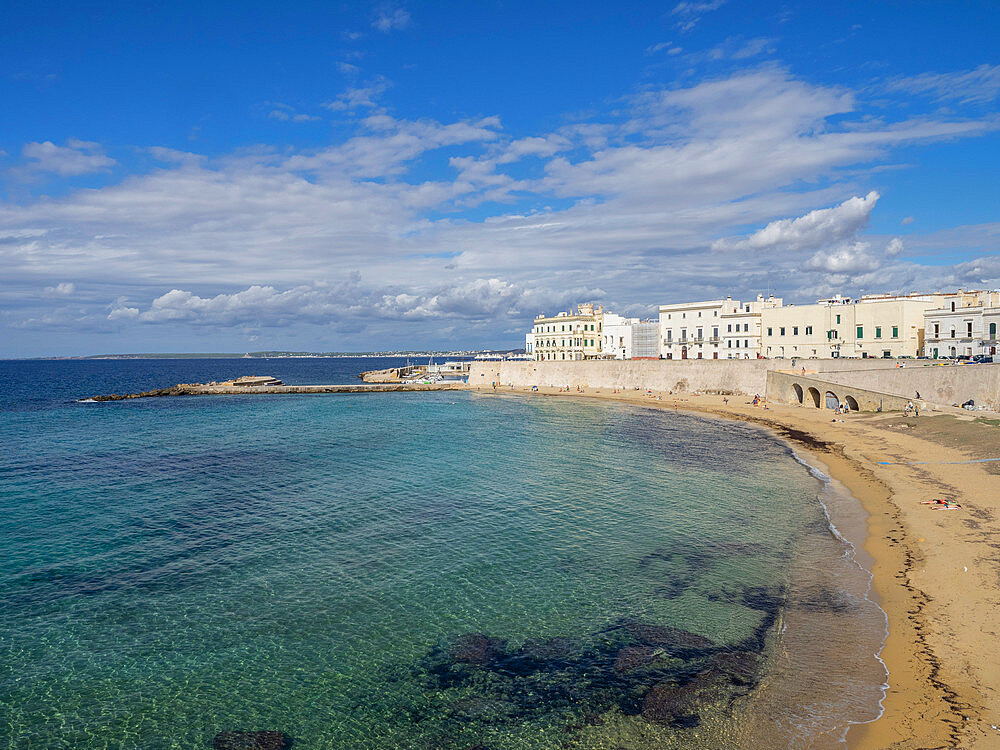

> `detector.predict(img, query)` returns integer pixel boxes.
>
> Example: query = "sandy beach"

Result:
[480,384,1000,749]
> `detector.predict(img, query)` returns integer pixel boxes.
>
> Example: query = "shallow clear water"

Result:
[0,360,886,749]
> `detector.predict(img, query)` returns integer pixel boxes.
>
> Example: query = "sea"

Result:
[0,358,888,749]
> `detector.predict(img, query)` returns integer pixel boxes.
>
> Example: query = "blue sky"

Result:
[2,0,998,356]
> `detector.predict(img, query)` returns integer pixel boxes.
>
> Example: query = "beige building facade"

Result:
[531,303,606,361]
[760,295,934,359]
[721,294,783,359]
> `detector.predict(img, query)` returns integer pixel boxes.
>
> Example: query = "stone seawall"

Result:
[469,359,912,396]
[468,360,1000,411]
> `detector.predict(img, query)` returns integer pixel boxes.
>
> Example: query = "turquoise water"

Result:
[0,361,886,748]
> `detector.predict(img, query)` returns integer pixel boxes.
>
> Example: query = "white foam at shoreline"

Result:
[790,448,891,744]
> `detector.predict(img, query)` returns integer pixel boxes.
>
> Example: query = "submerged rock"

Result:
[624,621,716,652]
[613,645,659,673]
[640,682,698,725]
[712,650,760,685]
[450,633,506,665]
[213,731,290,750]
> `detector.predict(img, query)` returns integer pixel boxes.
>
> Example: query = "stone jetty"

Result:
[89,377,464,401]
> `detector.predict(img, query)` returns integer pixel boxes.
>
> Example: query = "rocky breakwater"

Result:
[90,384,206,401]
[87,377,465,400]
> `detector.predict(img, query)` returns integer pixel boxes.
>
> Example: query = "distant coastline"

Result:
[22,350,523,361]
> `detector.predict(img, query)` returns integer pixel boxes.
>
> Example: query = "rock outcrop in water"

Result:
[419,600,783,739]
[91,385,202,401]
[212,731,290,749]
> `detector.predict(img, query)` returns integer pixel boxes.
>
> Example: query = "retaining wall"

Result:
[817,363,1000,410]
[468,359,1000,411]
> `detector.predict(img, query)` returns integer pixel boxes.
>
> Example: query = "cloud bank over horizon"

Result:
[2,4,999,355]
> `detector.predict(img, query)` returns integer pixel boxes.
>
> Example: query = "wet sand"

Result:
[478,384,1000,749]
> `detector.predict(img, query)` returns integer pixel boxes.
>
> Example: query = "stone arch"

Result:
[844,395,860,411]
[791,383,804,404]
[807,387,821,408]
[824,391,839,410]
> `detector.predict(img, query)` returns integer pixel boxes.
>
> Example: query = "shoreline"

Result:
[475,384,999,749]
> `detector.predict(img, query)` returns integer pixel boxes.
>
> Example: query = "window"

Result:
[735,339,740,348]
[991,323,997,338]
[727,324,732,332]
[793,327,798,335]
[805,326,812,335]
[780,327,785,336]
[933,323,939,336]
[857,326,863,338]
[713,327,719,338]
[745,305,751,312]
[767,327,773,336]
[698,311,702,317]
[875,327,882,338]
[744,323,749,332]
[967,322,973,337]
[951,301,956,311]
[836,314,841,324]
[892,326,898,338]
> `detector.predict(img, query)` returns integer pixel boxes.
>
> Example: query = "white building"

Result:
[923,290,1000,358]
[600,315,661,359]
[720,294,783,359]
[525,331,535,357]
[601,314,639,359]
[659,299,730,359]
[760,294,935,359]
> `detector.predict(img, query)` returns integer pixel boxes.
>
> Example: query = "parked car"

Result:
[972,354,994,363]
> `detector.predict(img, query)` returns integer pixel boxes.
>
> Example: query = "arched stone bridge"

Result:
[766,370,918,412]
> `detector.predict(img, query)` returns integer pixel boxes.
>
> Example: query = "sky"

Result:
[1,0,999,356]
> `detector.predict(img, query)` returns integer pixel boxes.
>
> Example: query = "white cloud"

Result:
[20,139,115,176]
[323,77,392,112]
[2,67,998,348]
[372,8,410,32]
[108,278,603,329]
[900,216,914,226]
[714,192,880,252]
[805,242,881,274]
[267,103,320,122]
[671,0,727,32]
[886,237,904,257]
[645,41,683,56]
[43,282,75,296]
[885,64,1000,105]
[707,37,775,61]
